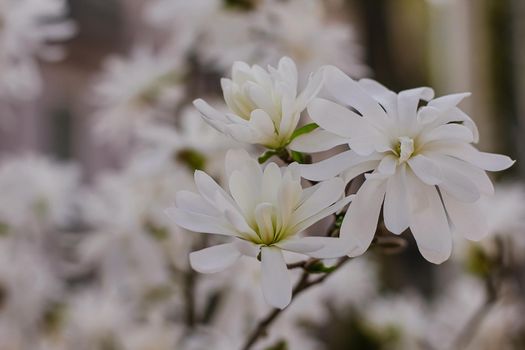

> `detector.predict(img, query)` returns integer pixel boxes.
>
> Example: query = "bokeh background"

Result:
[0,0,523,349]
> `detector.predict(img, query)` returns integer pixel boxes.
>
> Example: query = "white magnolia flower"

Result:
[196,0,367,78]
[0,154,80,231]
[133,105,242,176]
[144,0,221,54]
[91,46,185,138]
[0,0,76,99]
[194,57,323,149]
[167,149,353,309]
[292,66,515,264]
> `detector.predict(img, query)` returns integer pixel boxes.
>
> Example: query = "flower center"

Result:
[395,136,414,163]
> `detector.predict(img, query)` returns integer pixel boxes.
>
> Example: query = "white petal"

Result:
[301,237,357,259]
[261,162,282,204]
[166,207,236,236]
[428,92,471,110]
[419,124,474,145]
[175,191,218,216]
[189,243,242,273]
[433,157,481,202]
[296,66,324,109]
[377,155,397,175]
[249,109,277,138]
[193,99,228,132]
[261,246,292,309]
[194,170,235,208]
[298,150,366,181]
[340,179,387,256]
[436,144,515,172]
[276,237,324,254]
[290,195,353,235]
[407,174,452,264]
[307,98,366,138]
[341,160,381,183]
[289,129,348,153]
[254,203,275,243]
[407,155,442,185]
[291,177,344,225]
[432,155,494,195]
[397,87,434,126]
[441,193,488,241]
[358,78,398,119]
[323,66,388,127]
[383,165,410,234]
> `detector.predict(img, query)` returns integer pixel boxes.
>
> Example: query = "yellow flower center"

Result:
[395,136,415,163]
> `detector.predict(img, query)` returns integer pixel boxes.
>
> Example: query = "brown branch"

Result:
[241,257,350,350]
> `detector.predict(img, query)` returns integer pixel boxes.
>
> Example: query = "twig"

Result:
[242,257,350,350]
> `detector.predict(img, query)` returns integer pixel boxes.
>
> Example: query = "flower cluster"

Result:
[174,56,514,308]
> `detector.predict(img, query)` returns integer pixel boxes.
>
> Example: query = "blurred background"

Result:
[0,0,523,349]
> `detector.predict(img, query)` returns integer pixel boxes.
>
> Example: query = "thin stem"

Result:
[242,257,350,350]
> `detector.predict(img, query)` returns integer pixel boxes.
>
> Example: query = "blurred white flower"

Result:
[168,149,353,309]
[196,0,368,78]
[365,293,429,350]
[79,172,175,298]
[133,105,242,176]
[428,277,486,349]
[294,66,515,263]
[64,289,132,350]
[0,154,79,231]
[0,0,76,99]
[144,0,222,53]
[194,57,323,149]
[0,239,60,329]
[91,46,185,138]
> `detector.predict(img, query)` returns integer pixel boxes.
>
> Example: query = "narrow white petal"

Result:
[261,162,282,204]
[428,92,471,110]
[194,170,235,208]
[441,193,488,241]
[307,98,366,138]
[407,174,452,264]
[175,191,218,216]
[397,87,434,126]
[261,247,292,309]
[254,203,275,243]
[276,238,324,254]
[302,237,357,259]
[383,165,410,234]
[340,179,387,256]
[166,207,236,236]
[249,109,278,138]
[290,195,353,235]
[358,78,398,119]
[189,243,242,273]
[377,155,397,175]
[193,99,229,132]
[298,150,368,181]
[291,177,344,225]
[431,155,494,195]
[433,157,481,202]
[407,155,442,185]
[427,143,515,171]
[323,66,388,127]
[419,124,474,145]
[289,129,348,153]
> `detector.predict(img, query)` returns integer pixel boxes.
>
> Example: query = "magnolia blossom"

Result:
[292,66,515,264]
[195,0,367,78]
[194,57,323,149]
[0,0,76,99]
[91,46,185,138]
[167,149,353,309]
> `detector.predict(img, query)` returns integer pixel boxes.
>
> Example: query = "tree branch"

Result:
[242,257,350,350]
